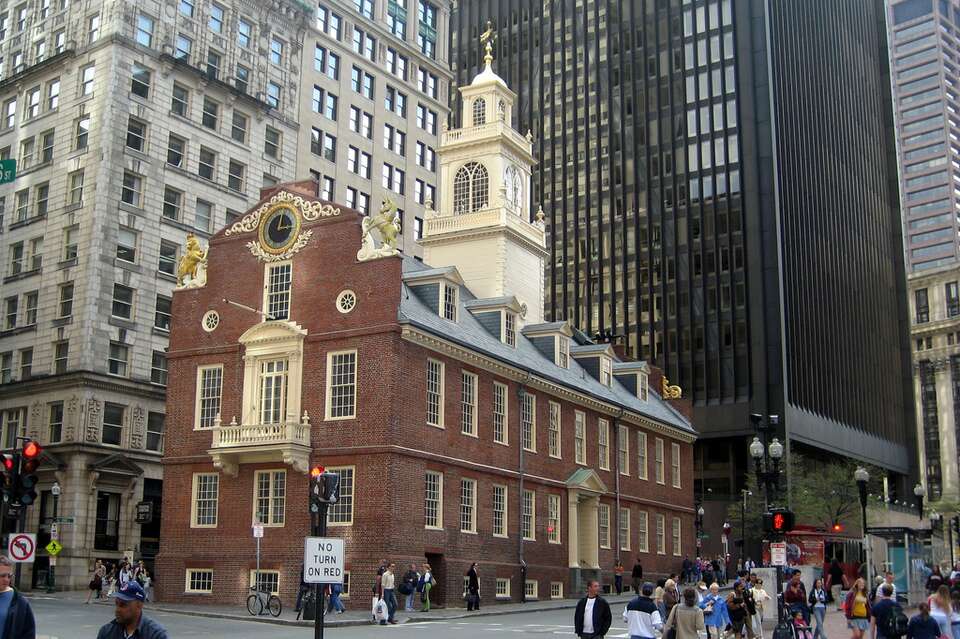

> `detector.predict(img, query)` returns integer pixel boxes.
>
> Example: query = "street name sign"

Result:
[303,537,344,584]
[771,542,787,566]
[8,533,35,563]
[0,159,16,185]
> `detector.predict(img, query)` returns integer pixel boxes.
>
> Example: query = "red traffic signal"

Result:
[1,455,13,472]
[763,508,796,534]
[310,466,324,478]
[773,513,785,531]
[22,440,40,459]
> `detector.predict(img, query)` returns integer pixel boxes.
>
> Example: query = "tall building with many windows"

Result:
[0,0,308,589]
[297,0,451,253]
[451,0,915,518]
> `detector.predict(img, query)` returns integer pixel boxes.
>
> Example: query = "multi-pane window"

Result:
[47,79,60,110]
[461,371,477,436]
[598,503,610,548]
[382,164,404,194]
[126,117,147,152]
[162,187,182,221]
[503,312,516,346]
[638,511,649,552]
[459,478,476,532]
[618,425,629,475]
[386,47,407,79]
[416,103,437,134]
[573,411,586,464]
[492,484,507,537]
[417,0,437,57]
[175,34,192,60]
[147,412,164,452]
[383,125,405,155]
[237,18,252,47]
[269,38,284,65]
[202,98,219,130]
[496,578,510,598]
[231,111,248,143]
[258,359,288,424]
[115,227,137,263]
[426,358,444,427]
[111,284,133,319]
[48,402,63,444]
[136,14,154,47]
[522,489,535,540]
[192,473,219,526]
[385,86,407,116]
[227,160,245,192]
[521,392,536,452]
[387,0,407,37]
[254,470,286,526]
[600,357,612,387]
[154,295,172,331]
[18,348,31,379]
[198,147,215,181]
[671,442,681,488]
[619,507,631,550]
[547,494,560,543]
[151,351,167,386]
[3,297,16,329]
[417,68,438,98]
[131,64,151,99]
[186,570,213,593]
[159,241,178,276]
[120,171,143,207]
[197,366,222,429]
[58,283,73,318]
[102,403,124,445]
[947,281,960,317]
[656,514,666,554]
[598,419,610,470]
[326,350,357,419]
[326,467,354,524]
[209,4,224,32]
[266,263,292,320]
[637,432,648,480]
[171,84,188,116]
[655,438,665,484]
[493,381,507,444]
[672,518,682,556]
[196,199,212,232]
[548,402,561,458]
[442,282,457,320]
[424,471,442,528]
[264,127,281,159]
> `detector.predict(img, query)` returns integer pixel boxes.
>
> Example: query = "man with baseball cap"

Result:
[96,581,168,638]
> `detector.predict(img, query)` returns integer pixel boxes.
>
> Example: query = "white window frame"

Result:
[185,569,213,593]
[521,392,536,453]
[263,261,292,321]
[547,493,561,544]
[326,466,355,526]
[598,419,610,470]
[600,356,612,386]
[191,472,219,528]
[426,358,444,428]
[619,507,631,551]
[638,511,649,553]
[461,371,478,436]
[618,424,629,476]
[656,514,666,554]
[325,349,357,420]
[548,401,561,459]
[672,517,682,556]
[655,438,665,484]
[522,489,535,541]
[493,381,508,445]
[440,281,458,321]
[495,577,511,599]
[425,470,443,529]
[492,483,507,538]
[252,469,286,527]
[671,442,682,488]
[639,372,649,400]
[460,477,477,533]
[194,365,223,430]
[598,503,610,549]
[556,335,569,368]
[550,582,563,599]
[637,432,648,480]
[524,580,538,600]
[249,570,280,595]
[574,411,586,465]
[502,311,516,347]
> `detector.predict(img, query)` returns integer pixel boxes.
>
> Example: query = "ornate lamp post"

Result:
[695,505,705,552]
[914,483,926,519]
[46,481,61,593]
[854,467,871,588]
[749,413,784,621]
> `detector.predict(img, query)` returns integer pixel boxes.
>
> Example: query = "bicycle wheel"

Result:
[247,593,263,616]
[268,594,282,617]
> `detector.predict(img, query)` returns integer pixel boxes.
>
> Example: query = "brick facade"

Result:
[156,185,696,608]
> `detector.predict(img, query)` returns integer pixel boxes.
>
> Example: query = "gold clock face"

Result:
[258,204,301,254]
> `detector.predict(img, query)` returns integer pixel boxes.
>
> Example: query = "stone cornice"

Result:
[0,370,165,402]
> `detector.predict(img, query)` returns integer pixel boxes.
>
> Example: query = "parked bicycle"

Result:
[247,586,282,617]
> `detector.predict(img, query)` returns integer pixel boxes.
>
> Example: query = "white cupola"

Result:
[419,32,547,324]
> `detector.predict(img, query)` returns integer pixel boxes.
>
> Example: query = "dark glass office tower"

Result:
[450,0,915,502]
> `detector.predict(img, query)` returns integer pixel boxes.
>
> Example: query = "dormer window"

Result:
[556,335,569,368]
[600,356,612,387]
[441,281,458,321]
[639,372,649,401]
[503,311,516,347]
[473,97,486,125]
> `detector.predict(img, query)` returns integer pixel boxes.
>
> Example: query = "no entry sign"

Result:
[8,533,36,563]
[303,537,344,584]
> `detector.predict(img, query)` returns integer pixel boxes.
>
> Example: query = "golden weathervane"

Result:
[480,20,496,64]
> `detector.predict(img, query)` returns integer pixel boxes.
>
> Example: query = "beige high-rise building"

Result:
[0,0,308,589]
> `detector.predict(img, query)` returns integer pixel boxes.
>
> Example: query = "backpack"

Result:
[882,604,909,638]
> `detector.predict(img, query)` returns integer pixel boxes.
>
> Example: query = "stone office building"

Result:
[156,60,696,606]
[0,0,308,589]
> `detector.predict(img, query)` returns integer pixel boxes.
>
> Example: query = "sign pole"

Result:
[314,505,328,639]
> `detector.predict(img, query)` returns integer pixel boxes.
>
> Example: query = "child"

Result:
[794,609,814,639]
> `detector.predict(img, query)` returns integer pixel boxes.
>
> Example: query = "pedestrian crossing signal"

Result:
[763,508,795,534]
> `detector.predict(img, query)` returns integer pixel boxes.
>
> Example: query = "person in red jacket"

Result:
[844,578,872,639]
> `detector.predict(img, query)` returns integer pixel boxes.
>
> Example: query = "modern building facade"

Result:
[297,0,451,255]
[0,0,308,589]
[450,0,916,517]
[156,64,695,606]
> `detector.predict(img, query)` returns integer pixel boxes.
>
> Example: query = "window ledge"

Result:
[152,327,170,337]
[107,316,137,330]
[324,415,357,422]
[3,268,41,284]
[57,257,78,270]
[157,271,178,284]
[118,202,146,216]
[9,214,47,231]
[160,215,209,236]
[50,316,71,327]
[17,160,53,178]
[0,324,36,338]
[124,147,152,162]
[114,259,142,273]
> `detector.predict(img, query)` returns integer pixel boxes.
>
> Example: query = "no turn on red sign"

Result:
[8,533,36,563]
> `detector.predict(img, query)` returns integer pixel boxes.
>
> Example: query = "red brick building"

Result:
[156,59,696,608]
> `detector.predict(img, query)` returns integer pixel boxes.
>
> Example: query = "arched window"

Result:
[453,162,489,213]
[473,97,486,125]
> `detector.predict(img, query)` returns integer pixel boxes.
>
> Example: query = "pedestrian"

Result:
[683,557,693,585]
[623,582,662,639]
[725,580,756,639]
[632,560,644,594]
[785,570,810,624]
[808,577,828,639]
[844,578,871,639]
[96,581,167,639]
[86,560,104,604]
[118,561,132,590]
[420,562,434,612]
[325,581,345,615]
[466,562,480,611]
[712,557,723,585]
[700,582,729,639]
[907,603,942,639]
[665,587,707,639]
[870,584,904,639]
[750,576,770,639]
[0,555,35,638]
[105,563,116,596]
[928,584,951,638]
[575,579,612,639]
[929,568,946,597]
[745,558,756,574]
[371,559,386,622]
[655,579,667,620]
[141,569,152,602]
[615,561,625,595]
[664,579,680,620]
[826,559,847,605]
[402,563,419,612]
[381,562,398,625]
[295,564,308,615]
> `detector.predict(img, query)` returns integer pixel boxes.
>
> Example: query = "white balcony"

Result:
[208,413,312,476]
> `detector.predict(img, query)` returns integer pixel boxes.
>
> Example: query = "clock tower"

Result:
[419,37,547,324]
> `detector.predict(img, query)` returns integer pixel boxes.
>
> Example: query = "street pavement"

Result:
[30,590,858,639]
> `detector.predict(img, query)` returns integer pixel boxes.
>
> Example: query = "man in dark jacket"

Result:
[632,561,644,594]
[0,556,35,639]
[466,563,480,610]
[575,580,612,638]
[97,582,168,639]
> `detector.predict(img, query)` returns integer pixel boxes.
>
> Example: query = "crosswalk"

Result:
[386,620,632,636]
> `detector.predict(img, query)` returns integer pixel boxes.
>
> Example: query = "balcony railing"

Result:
[211,420,310,448]
[208,413,312,476]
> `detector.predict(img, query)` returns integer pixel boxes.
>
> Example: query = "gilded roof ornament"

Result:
[661,376,683,400]
[480,20,496,64]
[176,234,208,289]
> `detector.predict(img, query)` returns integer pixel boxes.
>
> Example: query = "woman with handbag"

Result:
[85,560,104,604]
[664,587,707,639]
[420,563,434,612]
[700,582,728,639]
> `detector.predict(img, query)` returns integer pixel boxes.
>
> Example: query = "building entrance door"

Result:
[425,552,445,607]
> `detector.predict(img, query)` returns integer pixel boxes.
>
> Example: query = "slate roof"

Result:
[398,257,694,435]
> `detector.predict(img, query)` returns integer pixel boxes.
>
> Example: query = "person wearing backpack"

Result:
[871,584,908,639]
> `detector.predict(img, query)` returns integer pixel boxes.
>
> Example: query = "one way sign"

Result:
[303,537,344,584]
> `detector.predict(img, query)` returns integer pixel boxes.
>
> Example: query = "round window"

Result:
[336,290,357,314]
[201,310,220,332]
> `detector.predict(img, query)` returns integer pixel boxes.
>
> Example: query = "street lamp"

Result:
[914,483,926,519]
[46,481,61,593]
[854,467,871,589]
[749,413,786,622]
[695,505,705,552]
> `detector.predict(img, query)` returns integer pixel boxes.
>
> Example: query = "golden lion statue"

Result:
[177,234,208,288]
[357,200,401,261]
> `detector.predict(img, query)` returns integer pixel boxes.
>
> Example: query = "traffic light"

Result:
[831,522,843,533]
[0,454,16,504]
[18,440,41,506]
[763,508,796,535]
[308,465,340,514]
[309,466,324,514]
